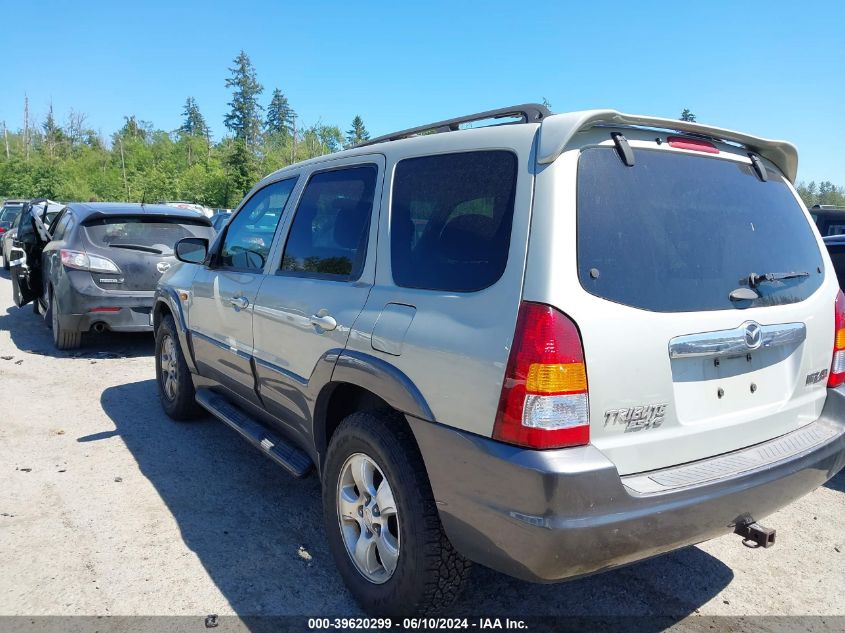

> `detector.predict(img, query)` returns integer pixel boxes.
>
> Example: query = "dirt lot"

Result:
[0,267,843,627]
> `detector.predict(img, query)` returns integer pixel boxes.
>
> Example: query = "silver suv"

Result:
[154,104,845,615]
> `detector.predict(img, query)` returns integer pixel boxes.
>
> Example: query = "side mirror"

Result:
[175,237,209,264]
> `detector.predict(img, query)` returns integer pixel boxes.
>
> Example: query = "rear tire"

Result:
[1,250,7,271]
[49,290,81,350]
[155,314,202,420]
[323,411,471,617]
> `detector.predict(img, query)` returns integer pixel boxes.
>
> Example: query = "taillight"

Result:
[493,302,589,449]
[0,227,6,234]
[828,290,845,387]
[60,249,121,274]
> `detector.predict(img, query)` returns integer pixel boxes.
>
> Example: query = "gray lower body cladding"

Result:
[407,387,845,583]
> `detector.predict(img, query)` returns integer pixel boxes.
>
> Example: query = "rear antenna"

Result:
[141,190,147,208]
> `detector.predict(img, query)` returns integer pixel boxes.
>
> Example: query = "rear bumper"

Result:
[407,387,845,583]
[57,270,154,333]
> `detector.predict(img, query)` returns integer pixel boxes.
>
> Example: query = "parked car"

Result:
[1,200,27,268]
[0,199,25,232]
[11,202,213,349]
[4,199,62,272]
[810,205,845,236]
[152,104,845,616]
[823,235,845,288]
[1,212,19,270]
[160,201,214,218]
[1,201,26,270]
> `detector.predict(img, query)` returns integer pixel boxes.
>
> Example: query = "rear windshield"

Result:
[83,217,212,255]
[577,147,824,312]
[0,207,21,222]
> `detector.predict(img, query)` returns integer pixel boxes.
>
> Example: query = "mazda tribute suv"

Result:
[153,104,845,616]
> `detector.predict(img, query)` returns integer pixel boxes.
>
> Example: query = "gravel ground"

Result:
[0,267,843,628]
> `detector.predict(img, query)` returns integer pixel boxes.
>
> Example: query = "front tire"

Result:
[155,314,202,420]
[49,290,81,350]
[323,411,471,616]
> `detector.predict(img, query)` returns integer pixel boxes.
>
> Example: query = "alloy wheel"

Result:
[159,335,179,401]
[336,452,400,584]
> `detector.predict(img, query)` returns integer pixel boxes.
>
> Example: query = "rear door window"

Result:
[279,165,377,280]
[577,147,824,312]
[390,151,518,292]
[51,212,74,241]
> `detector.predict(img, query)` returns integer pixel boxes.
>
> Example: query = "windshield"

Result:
[83,217,212,255]
[577,147,824,312]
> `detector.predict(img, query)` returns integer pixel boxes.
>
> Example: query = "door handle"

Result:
[309,313,337,331]
[228,296,249,310]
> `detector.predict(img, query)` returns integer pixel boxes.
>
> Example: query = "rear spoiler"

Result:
[81,212,212,226]
[537,110,799,183]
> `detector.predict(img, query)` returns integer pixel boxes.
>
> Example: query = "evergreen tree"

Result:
[224,138,257,206]
[118,115,148,141]
[42,103,65,158]
[180,97,209,137]
[265,88,296,138]
[224,50,264,147]
[680,108,697,122]
[345,115,369,147]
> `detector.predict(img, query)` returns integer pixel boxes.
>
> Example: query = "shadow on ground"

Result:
[825,468,845,492]
[0,271,153,359]
[98,379,733,625]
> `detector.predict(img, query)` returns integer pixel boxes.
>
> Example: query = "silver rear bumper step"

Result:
[623,419,839,494]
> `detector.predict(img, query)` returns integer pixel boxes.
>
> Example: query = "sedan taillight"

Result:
[60,249,121,274]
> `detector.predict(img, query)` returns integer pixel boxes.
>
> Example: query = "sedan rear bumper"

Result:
[56,270,154,333]
[408,387,845,583]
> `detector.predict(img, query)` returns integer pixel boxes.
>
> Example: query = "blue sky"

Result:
[3,0,843,183]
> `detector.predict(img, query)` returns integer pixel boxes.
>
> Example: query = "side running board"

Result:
[195,388,313,478]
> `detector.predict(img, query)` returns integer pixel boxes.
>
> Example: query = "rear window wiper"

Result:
[746,271,809,288]
[108,243,163,254]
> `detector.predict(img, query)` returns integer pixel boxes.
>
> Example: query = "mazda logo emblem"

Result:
[157,262,171,274]
[744,322,762,350]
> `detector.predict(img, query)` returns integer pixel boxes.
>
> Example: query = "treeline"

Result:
[0,50,371,208]
[796,181,845,208]
[1,67,842,211]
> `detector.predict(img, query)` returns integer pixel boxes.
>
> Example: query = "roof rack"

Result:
[357,103,551,147]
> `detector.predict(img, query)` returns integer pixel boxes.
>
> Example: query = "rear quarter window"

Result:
[577,147,824,312]
[390,150,518,292]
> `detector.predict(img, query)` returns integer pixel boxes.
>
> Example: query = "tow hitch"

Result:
[734,521,777,548]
